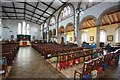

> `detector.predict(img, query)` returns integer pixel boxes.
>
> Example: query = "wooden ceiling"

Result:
[82,18,96,29]
[66,23,74,32]
[59,26,64,33]
[66,25,74,32]
[81,9,120,29]
[100,10,120,26]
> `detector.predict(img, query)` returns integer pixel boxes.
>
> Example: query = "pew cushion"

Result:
[97,67,102,76]
[108,59,115,66]
[49,57,57,63]
[102,62,108,71]
[91,70,97,78]
[83,73,91,79]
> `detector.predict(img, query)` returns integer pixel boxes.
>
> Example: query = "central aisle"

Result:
[7,47,65,78]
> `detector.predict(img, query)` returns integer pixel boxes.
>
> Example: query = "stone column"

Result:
[76,12,82,47]
[96,20,100,48]
[43,30,44,41]
[64,28,67,44]
[47,27,49,42]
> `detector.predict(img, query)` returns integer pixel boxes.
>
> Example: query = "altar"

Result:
[19,38,31,47]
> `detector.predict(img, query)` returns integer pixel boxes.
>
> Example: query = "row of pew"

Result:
[0,43,19,76]
[32,43,106,70]
[31,43,82,59]
[55,48,104,70]
[32,43,120,74]
[1,43,19,65]
[74,49,120,79]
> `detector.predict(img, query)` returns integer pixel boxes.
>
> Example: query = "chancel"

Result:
[0,0,120,79]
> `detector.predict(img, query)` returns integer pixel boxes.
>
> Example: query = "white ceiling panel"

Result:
[37,3,48,10]
[29,2,38,7]
[31,20,36,22]
[26,5,35,11]
[17,14,24,16]
[14,2,24,8]
[35,9,43,14]
[43,2,51,5]
[25,17,30,20]
[43,13,50,17]
[18,17,24,19]
[26,15,32,18]
[39,19,43,22]
[4,8,14,12]
[26,11,33,15]
[33,14,40,18]
[16,9,24,13]
[7,13,16,16]
[46,8,55,14]
[2,2,13,7]
[51,2,62,9]
[41,17,46,20]
[32,17,38,21]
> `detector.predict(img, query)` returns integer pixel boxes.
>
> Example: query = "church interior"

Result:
[0,0,120,79]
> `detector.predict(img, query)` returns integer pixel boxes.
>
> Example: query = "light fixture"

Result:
[76,7,84,14]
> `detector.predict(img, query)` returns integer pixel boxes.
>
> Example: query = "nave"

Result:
[1,0,120,79]
[7,47,65,78]
[5,46,120,79]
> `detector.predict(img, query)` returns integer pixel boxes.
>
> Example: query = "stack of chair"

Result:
[74,49,119,80]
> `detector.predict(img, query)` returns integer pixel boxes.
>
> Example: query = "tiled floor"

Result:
[7,47,65,78]
[6,46,120,79]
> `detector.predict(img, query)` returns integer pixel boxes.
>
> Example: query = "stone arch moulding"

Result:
[59,26,64,34]
[79,15,97,29]
[66,22,74,32]
[100,29,106,32]
[57,3,75,29]
[48,15,56,26]
[98,5,119,25]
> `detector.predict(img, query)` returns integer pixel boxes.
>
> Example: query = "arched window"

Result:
[100,30,106,42]
[18,21,30,35]
[26,24,30,35]
[44,22,47,28]
[50,16,55,26]
[60,5,71,21]
[22,21,26,35]
[18,23,22,34]
[41,24,43,30]
[61,10,64,18]
[66,35,69,42]
[115,28,120,43]
[64,7,67,17]
[67,6,70,15]
[82,32,87,42]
